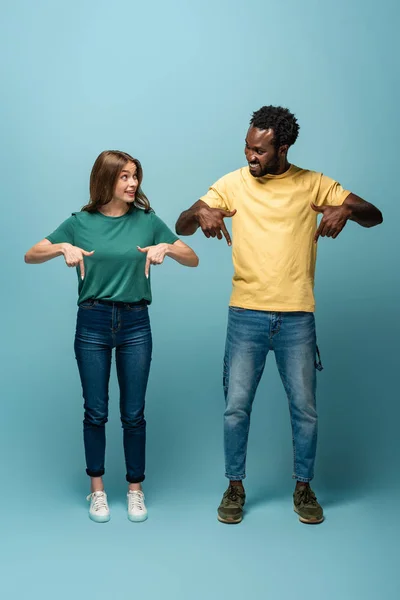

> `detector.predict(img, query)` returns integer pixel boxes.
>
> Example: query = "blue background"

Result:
[1,0,399,598]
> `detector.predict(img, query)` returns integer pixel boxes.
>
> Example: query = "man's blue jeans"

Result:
[223,307,322,483]
[74,300,152,483]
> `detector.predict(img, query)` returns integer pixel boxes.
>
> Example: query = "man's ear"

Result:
[278,144,289,157]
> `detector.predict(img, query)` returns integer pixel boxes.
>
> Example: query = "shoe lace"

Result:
[87,491,108,512]
[128,490,145,512]
[227,486,243,502]
[298,486,317,506]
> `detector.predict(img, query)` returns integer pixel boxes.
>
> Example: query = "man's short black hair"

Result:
[250,105,300,148]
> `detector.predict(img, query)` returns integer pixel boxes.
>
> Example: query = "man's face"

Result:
[244,127,285,177]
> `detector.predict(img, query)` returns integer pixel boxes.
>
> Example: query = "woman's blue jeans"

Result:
[74,300,152,483]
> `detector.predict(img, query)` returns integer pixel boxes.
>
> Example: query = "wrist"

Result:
[340,203,352,220]
[193,205,208,224]
[164,243,173,256]
[59,243,70,256]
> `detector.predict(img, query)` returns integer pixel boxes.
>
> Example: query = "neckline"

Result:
[247,164,297,181]
[96,208,133,220]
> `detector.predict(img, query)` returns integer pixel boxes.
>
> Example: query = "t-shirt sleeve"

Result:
[46,215,76,245]
[199,176,230,210]
[315,174,351,207]
[151,213,179,245]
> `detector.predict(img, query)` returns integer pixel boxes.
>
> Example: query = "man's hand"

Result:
[196,206,237,245]
[61,243,94,280]
[311,203,351,242]
[137,243,169,278]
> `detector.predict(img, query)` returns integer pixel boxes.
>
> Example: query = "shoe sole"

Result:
[128,514,148,522]
[217,514,243,524]
[89,513,110,523]
[294,506,324,524]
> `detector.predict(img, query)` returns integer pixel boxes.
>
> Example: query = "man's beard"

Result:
[249,154,281,178]
[258,155,281,177]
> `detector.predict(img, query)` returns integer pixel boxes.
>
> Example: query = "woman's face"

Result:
[113,161,139,204]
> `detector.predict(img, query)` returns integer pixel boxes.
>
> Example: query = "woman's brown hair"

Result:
[82,150,152,213]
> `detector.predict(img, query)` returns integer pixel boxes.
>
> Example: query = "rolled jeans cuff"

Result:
[86,468,105,478]
[293,475,313,483]
[225,474,246,481]
[126,474,145,484]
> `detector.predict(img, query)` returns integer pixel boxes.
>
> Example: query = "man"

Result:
[175,106,382,524]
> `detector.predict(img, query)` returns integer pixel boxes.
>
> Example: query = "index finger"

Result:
[314,219,324,242]
[220,221,232,246]
[79,258,85,280]
[145,256,151,279]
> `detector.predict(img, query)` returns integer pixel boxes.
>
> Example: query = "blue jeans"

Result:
[223,308,322,483]
[74,300,152,483]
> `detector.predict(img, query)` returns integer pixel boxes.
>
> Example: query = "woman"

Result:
[25,150,199,523]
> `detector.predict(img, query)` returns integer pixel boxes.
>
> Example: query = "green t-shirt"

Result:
[46,208,179,305]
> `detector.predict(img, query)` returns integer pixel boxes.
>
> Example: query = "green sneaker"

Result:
[217,485,246,524]
[293,485,324,524]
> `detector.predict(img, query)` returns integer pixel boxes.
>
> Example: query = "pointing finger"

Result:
[220,222,232,246]
[315,219,331,242]
[79,259,85,280]
[314,221,324,243]
[145,257,151,278]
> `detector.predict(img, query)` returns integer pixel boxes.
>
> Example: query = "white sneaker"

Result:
[86,491,110,523]
[127,490,148,522]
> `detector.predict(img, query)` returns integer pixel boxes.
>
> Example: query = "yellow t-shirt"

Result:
[200,164,350,312]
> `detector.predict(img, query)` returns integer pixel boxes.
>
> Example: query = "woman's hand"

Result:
[138,240,199,278]
[61,243,94,279]
[24,239,94,277]
[137,244,169,278]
